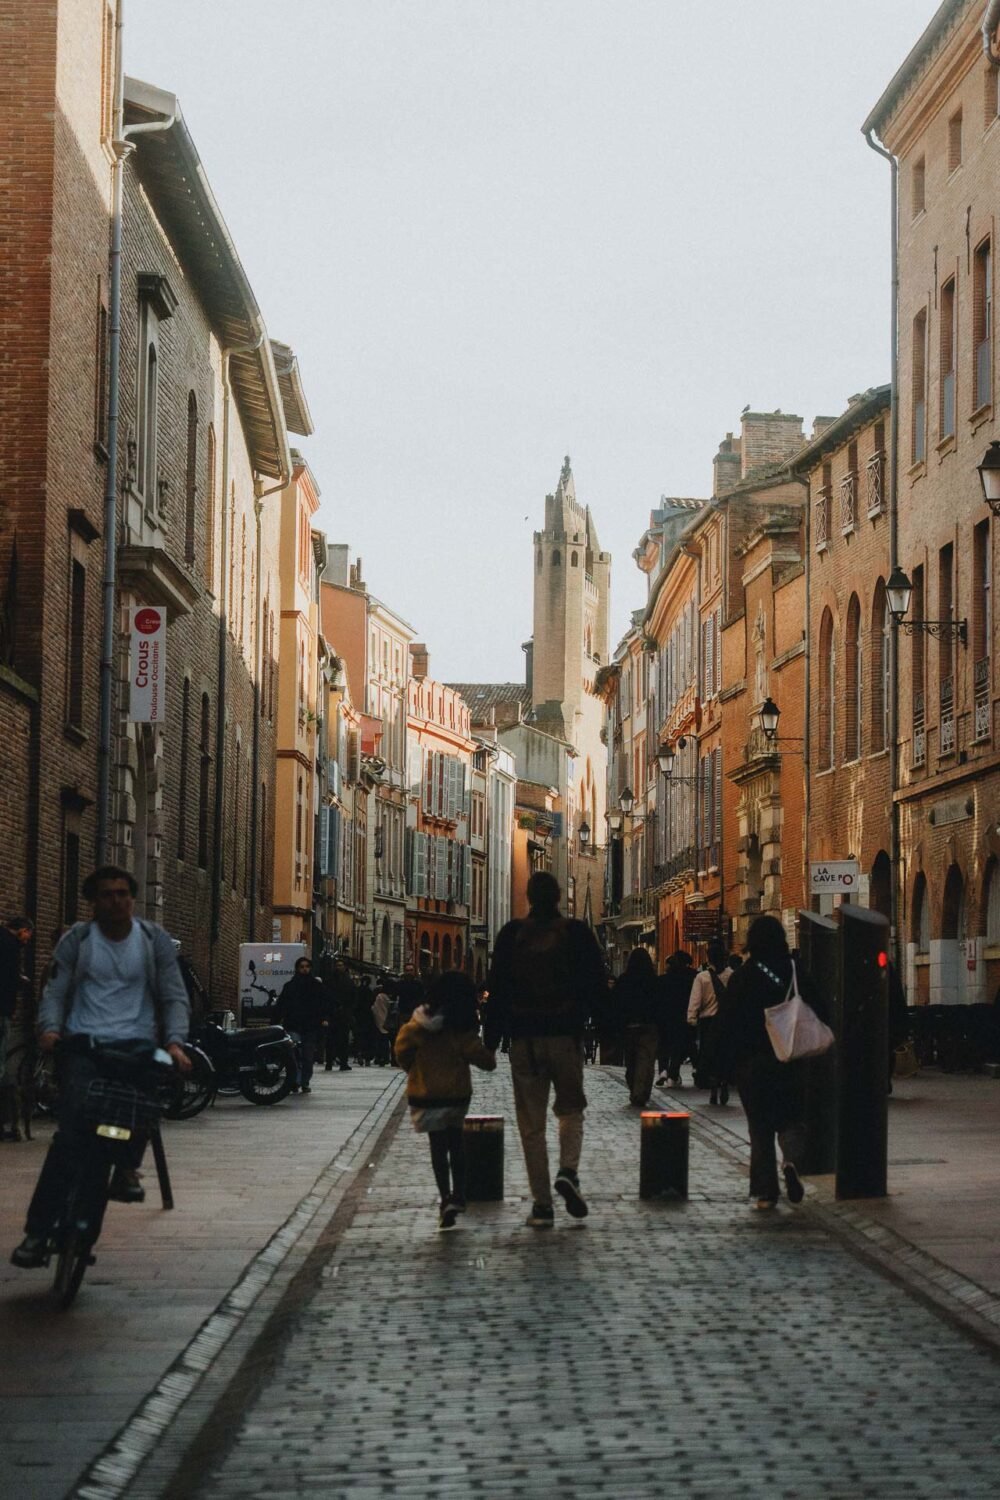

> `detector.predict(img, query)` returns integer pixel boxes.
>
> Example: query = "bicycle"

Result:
[41,1041,175,1308]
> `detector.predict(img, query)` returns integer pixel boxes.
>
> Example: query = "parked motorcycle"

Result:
[187,1012,296,1106]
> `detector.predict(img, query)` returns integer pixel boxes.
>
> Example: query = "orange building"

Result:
[406,646,474,974]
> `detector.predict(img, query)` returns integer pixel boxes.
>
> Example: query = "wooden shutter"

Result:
[714,608,722,693]
[714,747,723,846]
[319,804,330,876]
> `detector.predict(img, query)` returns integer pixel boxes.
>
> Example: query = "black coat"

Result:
[656,966,695,1040]
[486,912,606,1047]
[613,969,660,1028]
[716,954,823,1077]
[274,975,330,1035]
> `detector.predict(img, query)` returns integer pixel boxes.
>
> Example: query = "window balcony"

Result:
[840,470,857,533]
[940,676,956,755]
[866,452,884,516]
[974,656,990,742]
[912,689,925,768]
[814,487,831,550]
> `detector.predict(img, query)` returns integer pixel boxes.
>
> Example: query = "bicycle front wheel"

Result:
[53,1226,93,1309]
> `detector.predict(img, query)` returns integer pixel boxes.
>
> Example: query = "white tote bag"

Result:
[763,960,835,1063]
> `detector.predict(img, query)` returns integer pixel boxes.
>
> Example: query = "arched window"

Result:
[177,677,191,859]
[205,424,216,591]
[871,579,890,752]
[986,858,1000,946]
[536,550,543,571]
[552,550,561,567]
[845,594,861,761]
[198,694,211,869]
[913,872,930,952]
[571,550,579,567]
[818,608,836,769]
[184,392,198,564]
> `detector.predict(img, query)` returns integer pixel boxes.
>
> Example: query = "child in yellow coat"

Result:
[394,971,496,1230]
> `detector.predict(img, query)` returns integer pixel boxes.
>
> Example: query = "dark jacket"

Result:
[274,974,330,1035]
[485,911,606,1048]
[613,969,660,1028]
[0,927,24,1019]
[657,965,696,1039]
[717,953,823,1077]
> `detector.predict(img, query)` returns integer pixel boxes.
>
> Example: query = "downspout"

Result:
[97,0,176,860]
[247,464,291,939]
[680,544,702,900]
[865,123,901,972]
[802,478,812,918]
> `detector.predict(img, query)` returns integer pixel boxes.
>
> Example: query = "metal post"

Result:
[836,904,889,1199]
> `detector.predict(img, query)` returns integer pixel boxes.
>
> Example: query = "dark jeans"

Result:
[428,1127,466,1207]
[736,1053,807,1201]
[624,1024,658,1105]
[290,1031,320,1088]
[324,1020,350,1069]
[25,1048,146,1238]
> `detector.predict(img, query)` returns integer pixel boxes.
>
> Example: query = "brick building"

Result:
[865,0,1000,1003]
[792,387,894,922]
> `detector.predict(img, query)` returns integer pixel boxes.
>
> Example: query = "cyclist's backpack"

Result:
[510,916,578,1024]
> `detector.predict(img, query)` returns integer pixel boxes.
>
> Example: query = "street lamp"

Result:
[759,696,781,742]
[607,809,623,834]
[656,743,674,775]
[978,440,1000,516]
[619,787,634,816]
[578,820,591,851]
[886,564,968,644]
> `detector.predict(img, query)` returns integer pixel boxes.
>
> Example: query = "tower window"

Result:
[552,550,561,566]
[571,551,578,566]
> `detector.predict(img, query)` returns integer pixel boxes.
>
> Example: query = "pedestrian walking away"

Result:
[688,940,732,1105]
[716,914,824,1210]
[10,866,191,1269]
[324,960,355,1071]
[656,950,696,1087]
[273,956,330,1093]
[613,948,660,1107]
[394,971,496,1231]
[486,871,606,1229]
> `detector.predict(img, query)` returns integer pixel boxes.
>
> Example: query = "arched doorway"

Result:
[442,934,453,971]
[869,851,892,921]
[432,933,440,972]
[940,863,965,1005]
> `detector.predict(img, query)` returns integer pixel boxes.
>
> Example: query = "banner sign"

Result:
[683,908,730,942]
[129,605,166,722]
[809,860,860,894]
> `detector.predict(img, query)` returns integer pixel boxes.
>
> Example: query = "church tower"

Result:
[530,456,611,744]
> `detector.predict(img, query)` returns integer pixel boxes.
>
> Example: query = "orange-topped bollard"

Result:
[463,1115,504,1201]
[639,1110,690,1199]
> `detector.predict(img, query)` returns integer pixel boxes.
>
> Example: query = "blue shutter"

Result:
[319,804,330,876]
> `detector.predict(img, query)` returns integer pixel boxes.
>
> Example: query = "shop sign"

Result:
[809,860,859,894]
[129,605,166,722]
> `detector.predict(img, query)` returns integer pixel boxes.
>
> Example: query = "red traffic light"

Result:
[877,950,889,968]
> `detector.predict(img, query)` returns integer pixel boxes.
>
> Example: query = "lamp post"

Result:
[978,439,1000,515]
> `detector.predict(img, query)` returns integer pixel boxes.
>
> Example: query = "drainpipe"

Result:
[247,464,291,939]
[97,0,176,860]
[680,544,702,902]
[865,123,901,973]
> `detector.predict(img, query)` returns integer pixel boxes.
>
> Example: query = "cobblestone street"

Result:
[165,1065,1000,1500]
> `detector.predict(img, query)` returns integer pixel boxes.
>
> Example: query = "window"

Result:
[818,608,835,769]
[198,694,211,869]
[914,873,930,952]
[940,277,956,439]
[974,239,992,410]
[552,550,561,566]
[571,551,578,566]
[870,581,890,753]
[177,677,191,858]
[974,518,991,662]
[184,392,198,563]
[67,557,86,729]
[948,108,963,172]
[938,541,955,683]
[139,340,158,501]
[205,425,216,591]
[986,63,1000,127]
[845,594,861,761]
[911,156,925,217]
[62,822,81,926]
[296,774,303,856]
[0,540,18,670]
[94,279,109,453]
[912,309,927,463]
[233,744,242,889]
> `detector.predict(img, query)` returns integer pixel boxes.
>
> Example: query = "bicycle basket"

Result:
[80,1078,162,1138]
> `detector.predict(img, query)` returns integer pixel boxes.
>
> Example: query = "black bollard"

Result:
[639,1110,689,1199]
[796,910,840,1175]
[463,1116,504,1201]
[836,905,889,1199]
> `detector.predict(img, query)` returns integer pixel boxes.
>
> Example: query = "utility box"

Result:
[463,1116,504,1201]
[796,910,839,1176]
[639,1110,689,1199]
[238,943,306,1027]
[836,905,889,1199]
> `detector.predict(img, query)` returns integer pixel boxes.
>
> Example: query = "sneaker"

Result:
[554,1167,589,1220]
[108,1169,145,1204]
[301,1085,312,1094]
[655,1074,668,1087]
[754,1198,777,1211]
[525,1203,555,1229]
[339,1064,352,1072]
[438,1201,460,1232]
[783,1162,805,1205]
[10,1233,48,1268]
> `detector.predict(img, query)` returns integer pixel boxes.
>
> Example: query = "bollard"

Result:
[836,905,889,1199]
[639,1111,689,1199]
[463,1116,504,1201]
[796,910,840,1176]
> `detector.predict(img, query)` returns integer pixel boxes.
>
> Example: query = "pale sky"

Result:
[126,0,928,681]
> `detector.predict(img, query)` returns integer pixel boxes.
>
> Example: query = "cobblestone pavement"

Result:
[189,1063,1000,1500]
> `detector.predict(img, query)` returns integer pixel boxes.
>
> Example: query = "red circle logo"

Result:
[135,608,162,635]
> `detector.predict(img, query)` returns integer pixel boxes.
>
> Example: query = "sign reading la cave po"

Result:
[129,605,166,723]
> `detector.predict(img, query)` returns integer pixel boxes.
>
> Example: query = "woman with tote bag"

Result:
[717,915,828,1210]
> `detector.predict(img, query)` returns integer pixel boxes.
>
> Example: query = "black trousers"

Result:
[428,1127,466,1207]
[736,1054,807,1201]
[324,1020,350,1069]
[25,1049,145,1238]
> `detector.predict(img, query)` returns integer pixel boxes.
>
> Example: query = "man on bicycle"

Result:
[11,866,191,1269]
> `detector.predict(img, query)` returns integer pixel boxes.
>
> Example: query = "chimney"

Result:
[323,543,350,586]
[409,642,429,680]
[713,433,741,497]
[739,409,804,475]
